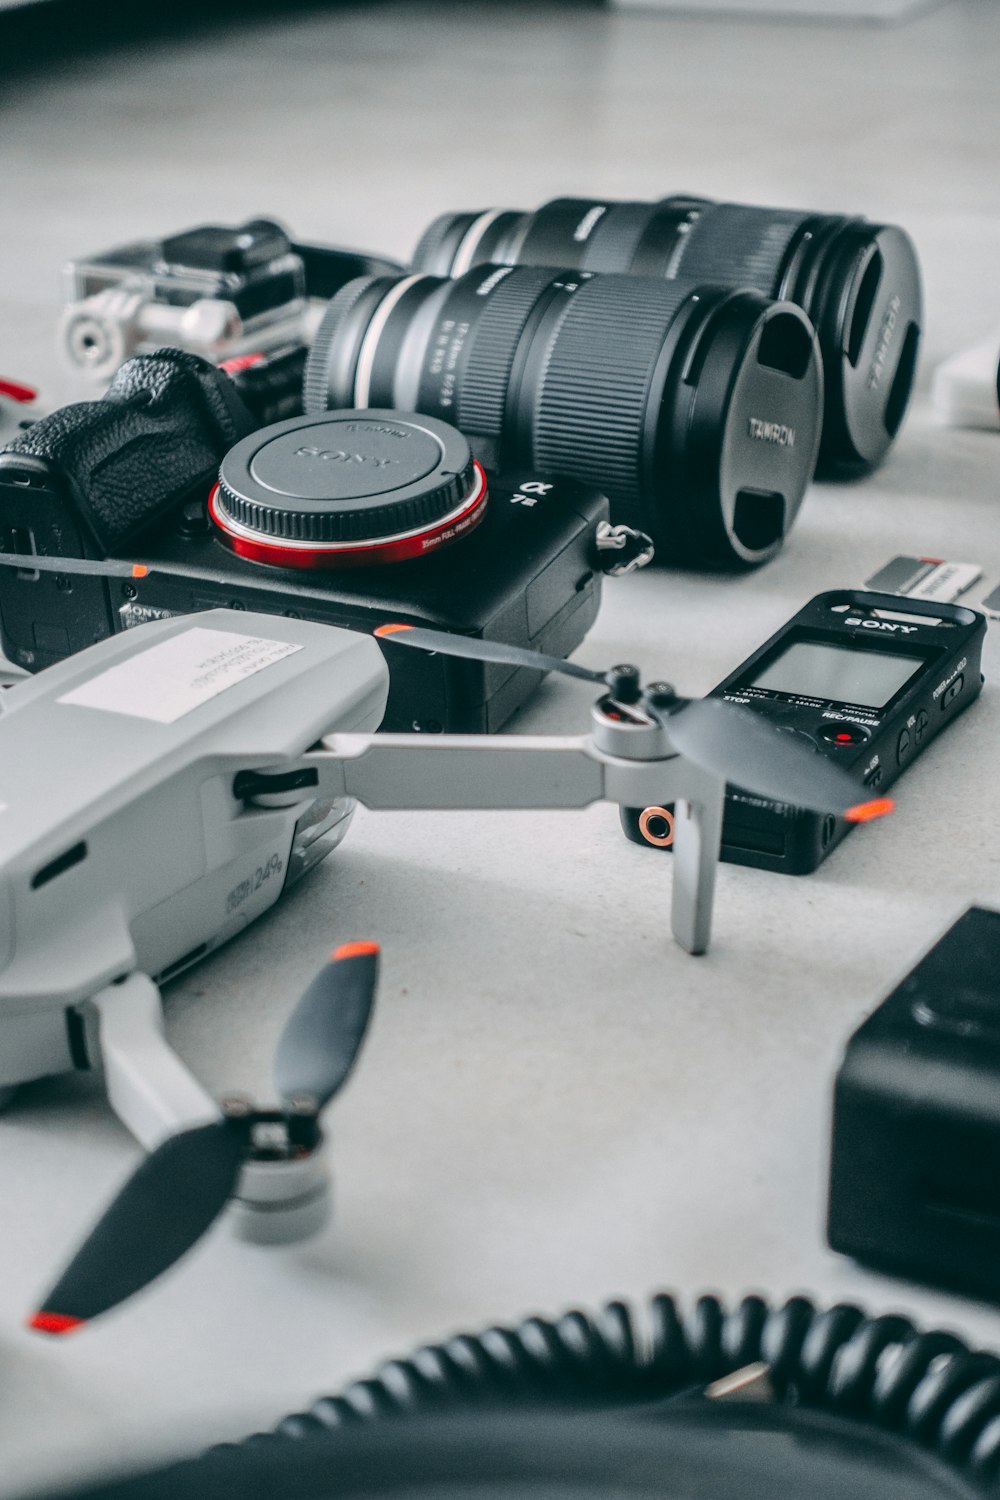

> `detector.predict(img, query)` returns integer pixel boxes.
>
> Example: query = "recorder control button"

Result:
[896,728,911,763]
[775,726,818,749]
[942,675,964,708]
[915,709,929,743]
[818,721,869,747]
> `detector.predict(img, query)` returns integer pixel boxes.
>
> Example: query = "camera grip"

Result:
[0,349,256,552]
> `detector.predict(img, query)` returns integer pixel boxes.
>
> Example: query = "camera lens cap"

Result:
[212,410,486,568]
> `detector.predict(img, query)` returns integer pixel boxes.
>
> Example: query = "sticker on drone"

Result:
[57,628,302,723]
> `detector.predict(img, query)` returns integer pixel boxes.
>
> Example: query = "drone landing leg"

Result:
[670,782,725,956]
[88,975,220,1150]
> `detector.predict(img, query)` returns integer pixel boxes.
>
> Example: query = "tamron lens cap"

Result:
[211,410,487,568]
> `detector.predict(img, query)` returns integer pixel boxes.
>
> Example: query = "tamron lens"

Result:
[303,266,823,568]
[412,197,922,472]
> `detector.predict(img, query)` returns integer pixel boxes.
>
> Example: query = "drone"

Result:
[0,597,890,1331]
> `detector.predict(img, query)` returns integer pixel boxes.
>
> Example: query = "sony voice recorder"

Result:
[622,590,986,874]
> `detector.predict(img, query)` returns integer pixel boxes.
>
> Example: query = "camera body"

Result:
[89,468,606,733]
[0,362,608,733]
[59,219,313,387]
[58,218,405,392]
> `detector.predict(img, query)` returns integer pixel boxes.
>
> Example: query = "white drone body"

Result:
[0,608,732,1290]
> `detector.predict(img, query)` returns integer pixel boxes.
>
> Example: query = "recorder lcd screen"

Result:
[750,640,925,708]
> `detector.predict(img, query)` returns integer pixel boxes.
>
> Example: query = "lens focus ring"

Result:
[668,204,809,295]
[456,266,560,438]
[529,276,696,521]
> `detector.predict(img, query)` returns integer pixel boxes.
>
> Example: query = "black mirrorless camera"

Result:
[0,349,622,734]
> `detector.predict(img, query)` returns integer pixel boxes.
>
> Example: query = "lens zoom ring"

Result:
[531,277,694,516]
[216,468,470,543]
[456,267,560,438]
[580,203,661,274]
[672,205,809,295]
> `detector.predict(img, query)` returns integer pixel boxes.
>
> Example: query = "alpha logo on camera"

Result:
[747,417,796,448]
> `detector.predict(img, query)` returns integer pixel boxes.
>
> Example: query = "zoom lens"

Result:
[412,197,921,473]
[303,266,822,568]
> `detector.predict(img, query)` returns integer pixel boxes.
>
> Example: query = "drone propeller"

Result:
[273,940,379,1111]
[28,942,379,1334]
[0,552,151,580]
[375,623,608,686]
[375,624,892,824]
[639,689,889,822]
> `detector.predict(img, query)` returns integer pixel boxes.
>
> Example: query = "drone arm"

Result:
[308,735,725,956]
[312,734,607,810]
[86,975,220,1151]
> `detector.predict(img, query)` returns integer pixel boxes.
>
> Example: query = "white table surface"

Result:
[3,1,1000,1492]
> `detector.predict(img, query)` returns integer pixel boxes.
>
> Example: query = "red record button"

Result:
[819,721,870,746]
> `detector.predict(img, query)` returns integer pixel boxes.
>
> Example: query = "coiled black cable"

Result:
[238,1293,1000,1491]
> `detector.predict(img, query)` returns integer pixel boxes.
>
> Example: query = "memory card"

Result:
[865,555,982,603]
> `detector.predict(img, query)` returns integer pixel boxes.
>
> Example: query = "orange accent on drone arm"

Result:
[28,1311,84,1336]
[843,797,895,824]
[332,941,381,961]
[131,564,149,578]
[374,623,412,638]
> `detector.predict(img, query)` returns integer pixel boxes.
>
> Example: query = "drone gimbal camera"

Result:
[0,607,889,1327]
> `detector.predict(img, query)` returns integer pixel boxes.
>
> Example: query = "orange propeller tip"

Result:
[331,941,380,961]
[131,564,149,579]
[844,796,895,825]
[28,1311,84,1336]
[374,623,412,638]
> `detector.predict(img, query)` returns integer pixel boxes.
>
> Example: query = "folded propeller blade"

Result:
[651,696,893,821]
[273,942,380,1113]
[375,623,606,686]
[28,1118,247,1334]
[0,553,150,579]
